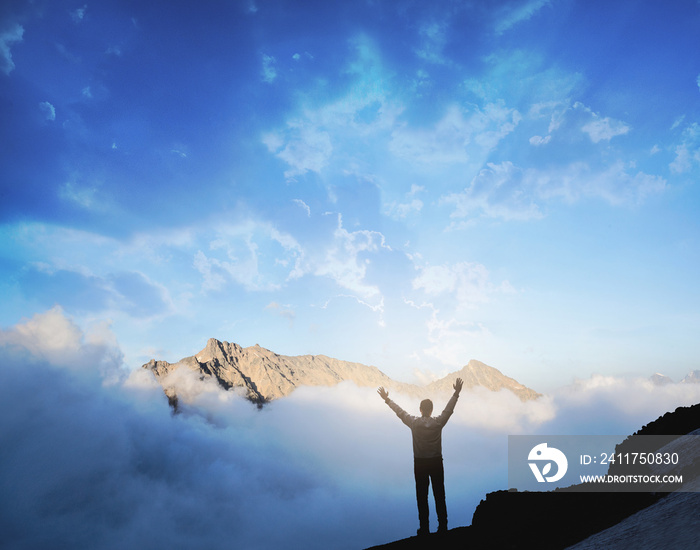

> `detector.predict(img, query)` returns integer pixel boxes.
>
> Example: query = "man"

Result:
[378,378,463,536]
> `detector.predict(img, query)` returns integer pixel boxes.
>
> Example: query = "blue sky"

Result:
[2,0,700,390]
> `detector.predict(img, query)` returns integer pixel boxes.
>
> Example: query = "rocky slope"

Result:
[143,338,540,405]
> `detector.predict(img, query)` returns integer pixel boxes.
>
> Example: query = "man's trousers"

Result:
[413,456,446,531]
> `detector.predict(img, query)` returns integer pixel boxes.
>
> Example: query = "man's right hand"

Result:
[377,387,389,401]
[454,377,463,394]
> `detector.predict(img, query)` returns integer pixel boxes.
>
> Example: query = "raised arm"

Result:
[378,386,414,426]
[435,378,463,426]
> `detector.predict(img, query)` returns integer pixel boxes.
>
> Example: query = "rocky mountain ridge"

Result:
[650,369,700,385]
[143,338,540,405]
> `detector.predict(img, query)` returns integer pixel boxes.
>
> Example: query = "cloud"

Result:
[422,309,496,368]
[264,123,333,179]
[412,261,512,309]
[415,20,449,65]
[670,122,700,174]
[529,134,551,146]
[0,306,123,379]
[408,259,514,368]
[581,115,630,143]
[71,4,88,23]
[60,179,98,208]
[193,221,304,292]
[261,53,276,83]
[384,184,424,220]
[18,264,172,319]
[530,101,631,146]
[671,115,685,131]
[313,214,389,301]
[494,0,551,35]
[576,161,666,205]
[108,271,173,318]
[0,310,420,549]
[262,35,402,180]
[39,101,56,121]
[293,198,311,217]
[0,23,23,75]
[389,102,521,165]
[442,161,543,222]
[542,374,700,435]
[266,301,296,325]
[443,158,666,223]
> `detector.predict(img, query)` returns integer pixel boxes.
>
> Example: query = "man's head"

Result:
[419,399,433,417]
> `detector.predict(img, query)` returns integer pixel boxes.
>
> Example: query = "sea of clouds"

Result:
[2,308,700,550]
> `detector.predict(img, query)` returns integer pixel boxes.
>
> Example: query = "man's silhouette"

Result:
[378,378,463,536]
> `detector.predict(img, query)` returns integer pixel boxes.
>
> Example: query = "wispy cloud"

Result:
[580,112,630,143]
[60,180,97,208]
[494,0,551,35]
[264,123,333,179]
[266,301,296,325]
[261,53,277,83]
[193,220,304,292]
[412,260,513,309]
[443,158,666,224]
[71,4,88,24]
[313,214,389,301]
[442,161,543,222]
[389,102,521,165]
[670,122,700,174]
[0,23,24,74]
[408,258,515,368]
[39,101,56,121]
[19,264,173,319]
[293,198,311,217]
[384,184,424,220]
[262,35,402,180]
[415,20,449,65]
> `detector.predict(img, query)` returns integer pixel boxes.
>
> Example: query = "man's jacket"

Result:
[385,390,459,459]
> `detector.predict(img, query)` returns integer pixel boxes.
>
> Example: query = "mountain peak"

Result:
[650,373,673,385]
[427,359,539,401]
[682,370,700,384]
